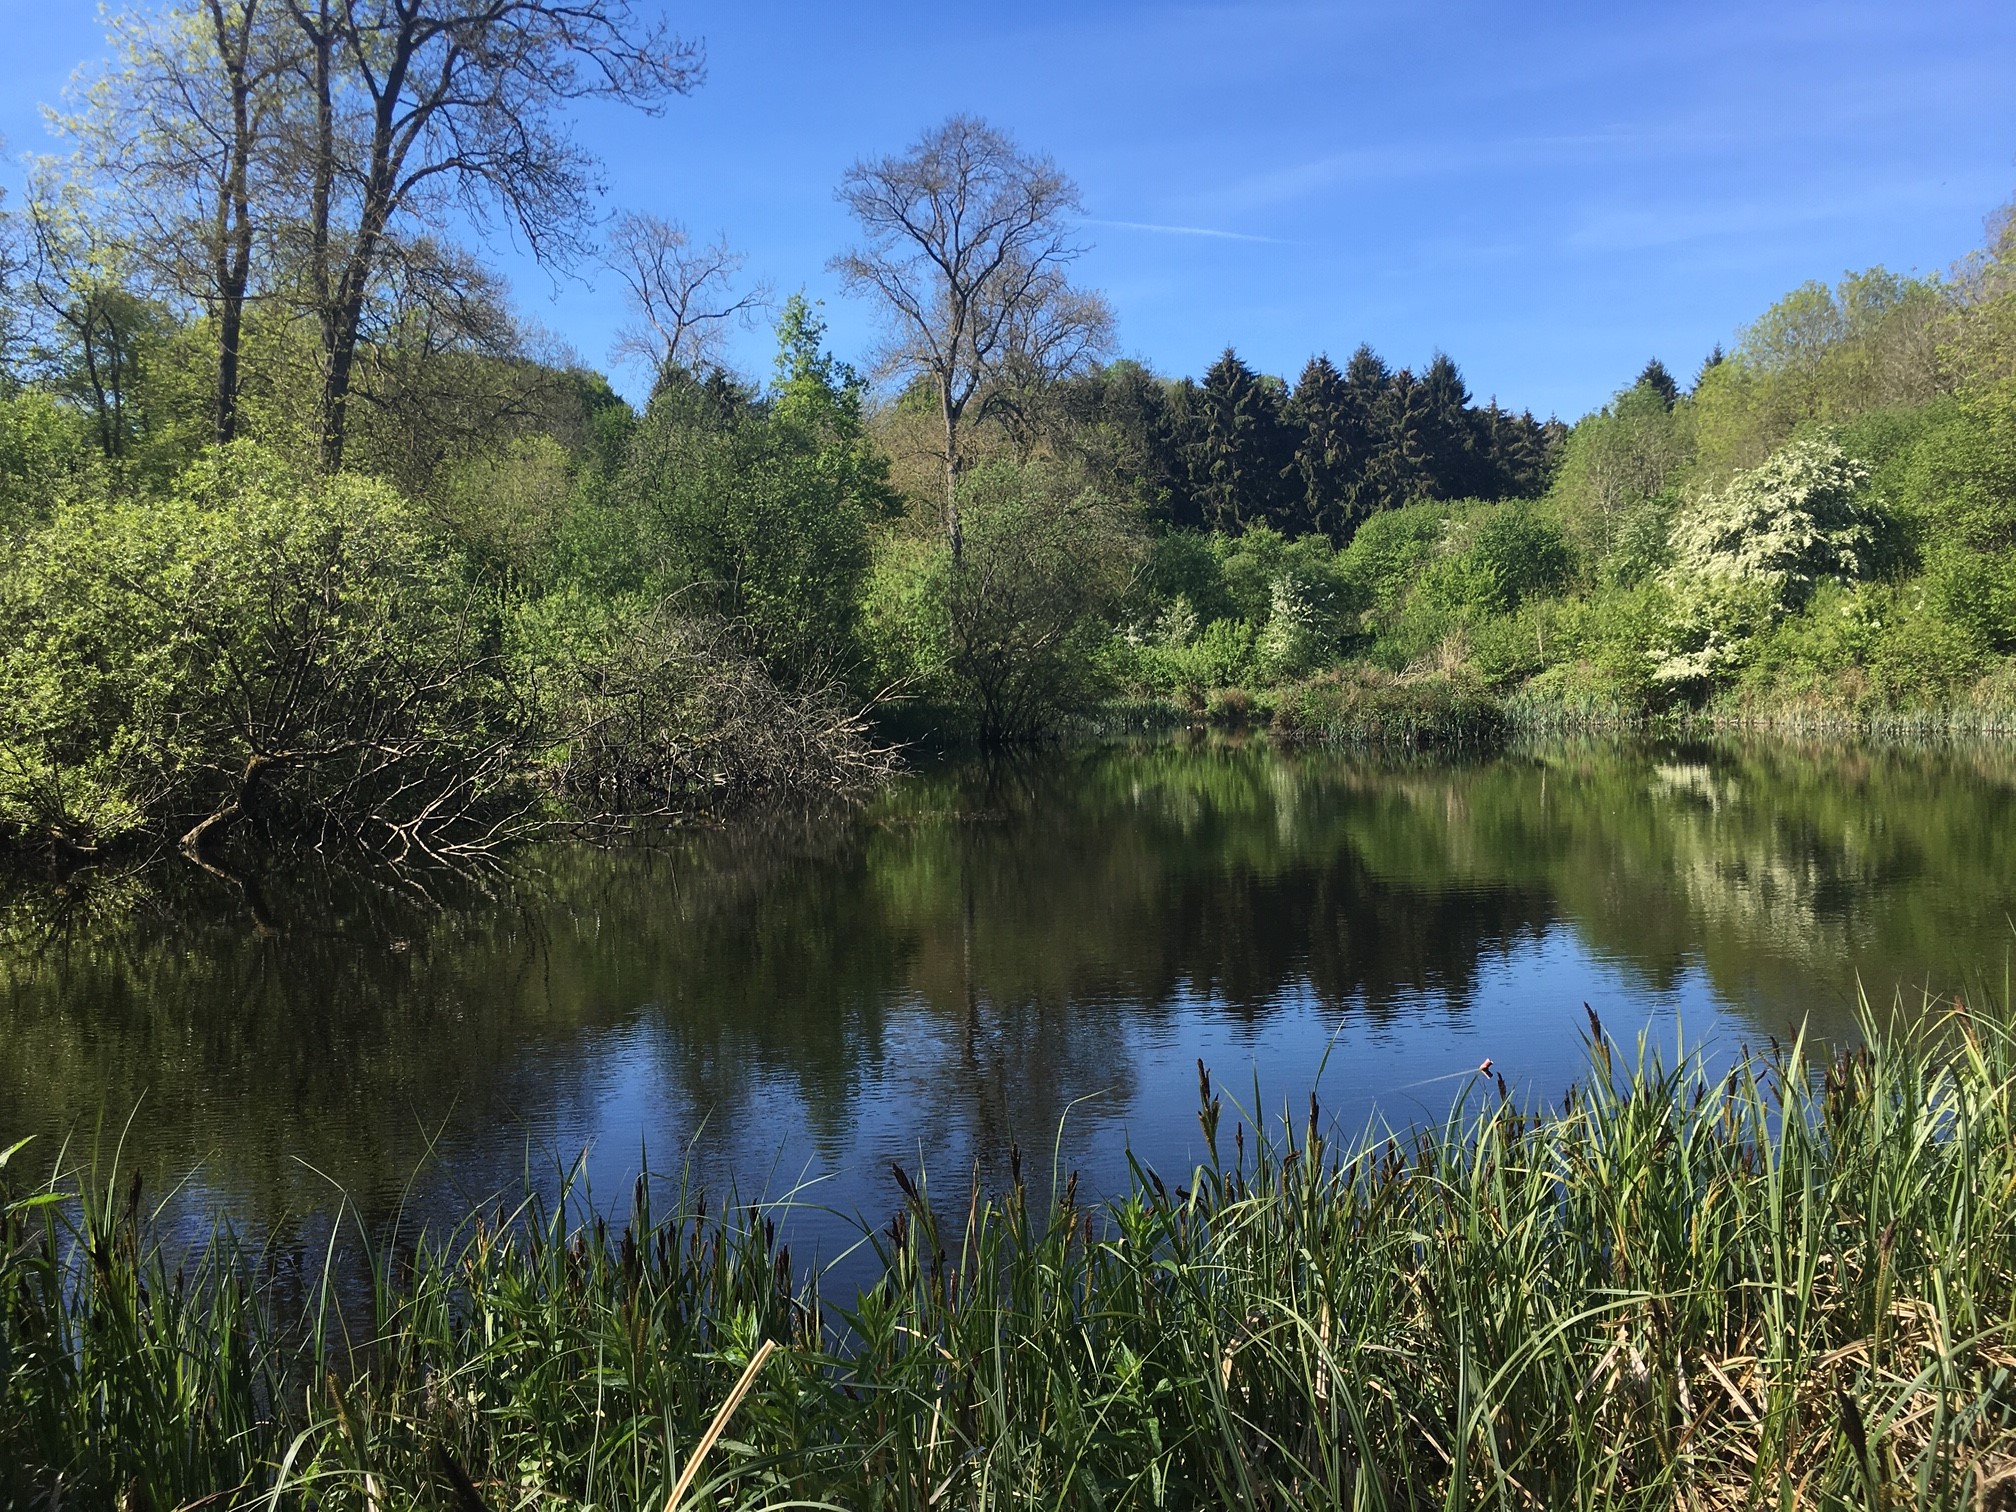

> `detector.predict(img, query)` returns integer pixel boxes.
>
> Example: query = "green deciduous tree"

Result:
[604,305,892,687]
[1549,380,1693,570]
[59,1,294,445]
[864,460,1137,742]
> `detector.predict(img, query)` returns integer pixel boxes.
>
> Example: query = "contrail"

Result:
[1083,217,1287,245]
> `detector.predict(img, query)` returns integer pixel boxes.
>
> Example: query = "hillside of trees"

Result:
[2,4,2015,873]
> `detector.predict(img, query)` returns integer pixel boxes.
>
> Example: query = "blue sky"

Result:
[3,0,2014,420]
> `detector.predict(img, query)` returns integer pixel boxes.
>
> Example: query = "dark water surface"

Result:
[4,736,2014,1268]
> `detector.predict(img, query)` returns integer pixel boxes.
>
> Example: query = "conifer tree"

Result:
[1419,352,1480,497]
[1191,347,1293,532]
[1693,344,1727,393]
[1635,358,1681,409]
[1286,353,1360,539]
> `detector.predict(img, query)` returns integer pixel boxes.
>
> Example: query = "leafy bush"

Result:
[606,371,881,687]
[0,390,101,536]
[1666,439,1881,601]
[0,443,521,859]
[1134,613,1258,703]
[1888,380,2016,553]
[1653,440,1887,687]
[862,461,1139,743]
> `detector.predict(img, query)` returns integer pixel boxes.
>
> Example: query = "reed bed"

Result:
[6,999,2016,1509]
[1273,669,1508,751]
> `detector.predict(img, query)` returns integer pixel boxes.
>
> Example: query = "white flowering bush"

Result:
[1257,576,1335,681]
[1652,440,1883,685]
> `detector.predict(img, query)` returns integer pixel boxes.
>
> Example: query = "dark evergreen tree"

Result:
[1634,358,1681,409]
[1286,354,1362,540]
[1189,348,1294,532]
[1344,362,1434,517]
[1419,352,1482,497]
[1693,343,1727,392]
[1476,401,1556,499]
[1158,376,1208,531]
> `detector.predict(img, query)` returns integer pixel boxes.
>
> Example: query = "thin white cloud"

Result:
[1084,217,1289,245]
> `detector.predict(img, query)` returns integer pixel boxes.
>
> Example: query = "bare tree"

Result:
[281,0,704,470]
[21,173,166,460]
[833,115,1114,560]
[56,2,295,443]
[602,211,768,382]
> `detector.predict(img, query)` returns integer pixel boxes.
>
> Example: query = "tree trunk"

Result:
[208,1,259,444]
[312,9,411,474]
[941,383,964,564]
[296,0,341,467]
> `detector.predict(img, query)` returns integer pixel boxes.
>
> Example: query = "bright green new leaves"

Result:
[595,304,895,690]
[865,460,1138,741]
[0,442,519,855]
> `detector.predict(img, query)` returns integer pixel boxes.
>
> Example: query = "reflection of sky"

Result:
[446,922,1764,1297]
[7,739,1995,1295]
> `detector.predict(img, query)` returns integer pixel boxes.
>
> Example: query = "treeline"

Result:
[1051,223,2016,739]
[6,2,2016,872]
[1029,348,1563,540]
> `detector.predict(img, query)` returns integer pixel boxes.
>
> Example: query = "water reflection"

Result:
[3,737,2013,1258]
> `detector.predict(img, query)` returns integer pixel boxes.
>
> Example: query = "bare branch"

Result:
[831,115,1113,558]
[601,212,770,381]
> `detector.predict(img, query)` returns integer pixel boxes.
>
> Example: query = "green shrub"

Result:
[0,443,521,857]
[1135,614,1259,702]
[608,373,879,687]
[861,461,1139,743]
[1653,439,1888,689]
[1889,380,2016,553]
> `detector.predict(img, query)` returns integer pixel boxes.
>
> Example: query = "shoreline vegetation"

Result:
[2,7,2016,1501]
[2,58,2015,874]
[6,999,2015,1507]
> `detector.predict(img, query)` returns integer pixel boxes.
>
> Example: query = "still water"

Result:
[3,736,2014,1265]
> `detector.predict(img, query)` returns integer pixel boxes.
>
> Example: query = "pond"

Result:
[4,735,2014,1273]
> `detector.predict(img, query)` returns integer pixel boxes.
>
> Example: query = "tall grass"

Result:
[6,997,2016,1508]
[1273,668,1508,750]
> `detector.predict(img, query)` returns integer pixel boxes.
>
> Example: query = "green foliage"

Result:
[864,461,1138,742]
[429,432,575,584]
[0,388,102,534]
[1689,267,1945,475]
[1335,500,1447,624]
[605,348,884,687]
[1211,523,1346,624]
[512,590,891,813]
[1132,612,1259,704]
[1888,379,2016,552]
[1272,665,1506,748]
[1650,439,1886,687]
[1547,380,1692,566]
[0,443,519,855]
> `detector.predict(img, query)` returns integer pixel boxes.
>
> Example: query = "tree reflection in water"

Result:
[3,735,2013,1268]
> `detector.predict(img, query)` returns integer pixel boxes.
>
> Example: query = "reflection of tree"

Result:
[4,738,2015,1237]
